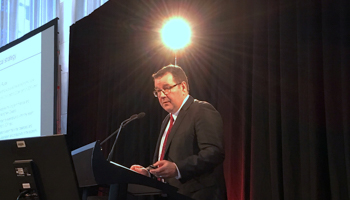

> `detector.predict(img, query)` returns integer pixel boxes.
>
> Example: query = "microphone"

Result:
[138,112,146,118]
[100,113,141,145]
[122,112,145,127]
[104,112,145,161]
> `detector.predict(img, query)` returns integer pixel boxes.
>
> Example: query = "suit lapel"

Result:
[163,96,194,158]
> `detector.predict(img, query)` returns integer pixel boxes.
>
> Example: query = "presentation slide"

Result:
[0,20,57,140]
[0,34,41,140]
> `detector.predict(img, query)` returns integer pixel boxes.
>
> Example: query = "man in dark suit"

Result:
[131,65,226,200]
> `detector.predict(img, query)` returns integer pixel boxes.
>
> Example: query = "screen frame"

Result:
[0,18,59,139]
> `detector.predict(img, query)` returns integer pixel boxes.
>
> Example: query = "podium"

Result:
[71,141,192,200]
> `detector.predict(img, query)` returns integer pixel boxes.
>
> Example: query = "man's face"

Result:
[154,73,187,114]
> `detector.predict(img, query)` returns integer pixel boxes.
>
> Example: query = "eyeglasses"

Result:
[153,82,181,97]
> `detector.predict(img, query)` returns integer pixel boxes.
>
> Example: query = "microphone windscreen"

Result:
[137,112,146,119]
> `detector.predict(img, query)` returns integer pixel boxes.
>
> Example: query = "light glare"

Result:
[161,18,191,50]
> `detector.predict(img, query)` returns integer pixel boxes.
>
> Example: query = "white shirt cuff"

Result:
[173,163,182,179]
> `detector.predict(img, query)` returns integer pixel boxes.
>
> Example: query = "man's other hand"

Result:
[130,165,149,177]
[149,160,177,178]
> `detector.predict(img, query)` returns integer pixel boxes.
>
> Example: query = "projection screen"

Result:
[0,18,58,140]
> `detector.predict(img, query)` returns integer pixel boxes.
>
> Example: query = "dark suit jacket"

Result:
[153,95,227,200]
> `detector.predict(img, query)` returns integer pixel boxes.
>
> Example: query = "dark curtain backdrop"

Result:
[67,0,350,199]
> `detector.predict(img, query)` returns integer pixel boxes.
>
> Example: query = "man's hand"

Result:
[130,165,149,177]
[149,160,177,178]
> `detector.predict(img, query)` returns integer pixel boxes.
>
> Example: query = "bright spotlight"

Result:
[161,18,191,50]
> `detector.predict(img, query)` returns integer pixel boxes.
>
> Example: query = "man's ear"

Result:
[181,81,188,93]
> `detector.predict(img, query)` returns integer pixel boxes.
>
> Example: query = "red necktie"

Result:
[159,115,174,160]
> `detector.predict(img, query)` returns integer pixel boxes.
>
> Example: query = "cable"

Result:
[16,190,29,200]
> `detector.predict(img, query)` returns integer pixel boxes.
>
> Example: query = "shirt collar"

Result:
[170,94,189,120]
